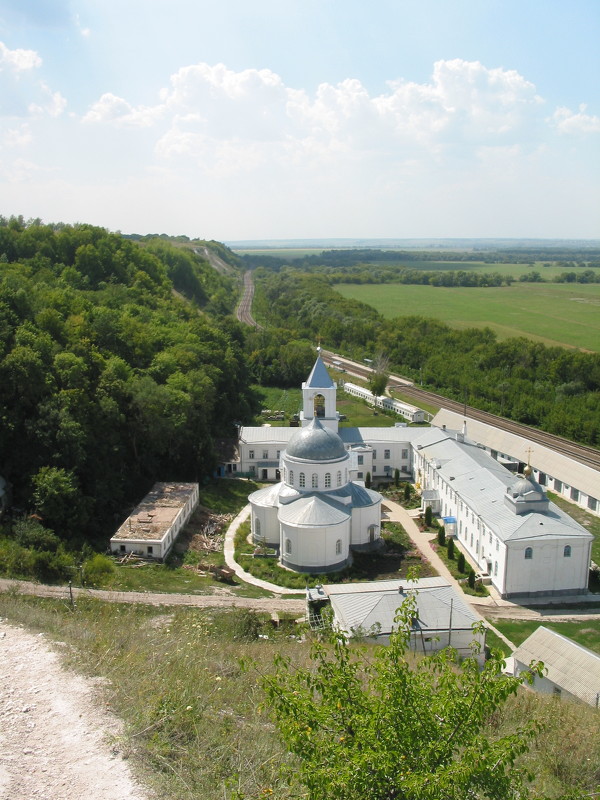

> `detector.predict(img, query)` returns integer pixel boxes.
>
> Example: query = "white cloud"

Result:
[82,92,165,127]
[2,124,33,147]
[551,104,600,135]
[28,82,67,117]
[0,41,42,72]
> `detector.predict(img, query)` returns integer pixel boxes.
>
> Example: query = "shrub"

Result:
[468,568,476,589]
[395,469,400,488]
[437,528,446,547]
[447,538,455,560]
[365,472,371,489]
[457,551,466,573]
[403,482,411,502]
[12,516,60,552]
[82,553,115,587]
[424,506,433,527]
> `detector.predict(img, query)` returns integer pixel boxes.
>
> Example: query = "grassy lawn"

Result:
[1,591,598,799]
[336,282,600,351]
[234,519,437,589]
[547,491,600,565]
[487,618,600,656]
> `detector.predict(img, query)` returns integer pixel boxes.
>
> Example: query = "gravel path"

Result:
[0,618,150,800]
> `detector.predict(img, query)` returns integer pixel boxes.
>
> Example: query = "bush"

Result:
[365,472,371,489]
[468,568,476,589]
[31,548,75,583]
[447,538,455,560]
[424,506,433,527]
[437,527,446,546]
[82,553,115,587]
[457,551,466,573]
[403,482,411,502]
[395,469,400,488]
[12,516,60,552]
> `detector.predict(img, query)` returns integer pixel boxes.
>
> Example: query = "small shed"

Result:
[308,578,485,663]
[110,482,199,560]
[512,626,600,707]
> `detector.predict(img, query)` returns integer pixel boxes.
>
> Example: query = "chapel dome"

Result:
[508,466,545,499]
[285,416,347,462]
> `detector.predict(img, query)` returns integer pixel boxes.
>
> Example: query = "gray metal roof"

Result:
[327,481,381,508]
[339,426,428,445]
[249,482,299,508]
[239,427,296,444]
[325,578,480,637]
[416,434,591,543]
[512,626,600,706]
[286,417,348,461]
[305,355,334,389]
[279,494,350,526]
[433,409,600,501]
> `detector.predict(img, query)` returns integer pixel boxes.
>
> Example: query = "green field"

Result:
[336,282,600,351]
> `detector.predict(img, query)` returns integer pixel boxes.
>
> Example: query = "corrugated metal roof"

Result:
[416,434,591,543]
[325,579,480,637]
[239,427,296,444]
[305,356,334,389]
[433,409,600,500]
[512,626,600,706]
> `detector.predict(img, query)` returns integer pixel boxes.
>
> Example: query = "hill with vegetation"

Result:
[0,217,257,559]
[251,268,600,446]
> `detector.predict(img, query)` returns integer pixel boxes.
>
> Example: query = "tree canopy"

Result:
[262,594,580,800]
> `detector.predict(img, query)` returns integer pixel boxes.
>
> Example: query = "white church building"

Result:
[239,353,593,592]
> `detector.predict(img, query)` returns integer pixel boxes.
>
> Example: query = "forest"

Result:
[0,217,258,561]
[252,268,600,446]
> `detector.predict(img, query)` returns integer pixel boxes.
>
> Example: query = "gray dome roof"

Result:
[508,469,545,499]
[286,417,347,462]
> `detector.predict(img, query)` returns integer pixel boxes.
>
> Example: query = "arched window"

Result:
[285,538,292,555]
[283,467,287,482]
[494,561,498,576]
[325,473,331,488]
[299,473,305,488]
[524,547,533,560]
[337,471,342,487]
[289,470,294,485]
[312,473,318,488]
[335,539,342,555]
[255,518,261,538]
[313,394,325,418]
[563,545,572,558]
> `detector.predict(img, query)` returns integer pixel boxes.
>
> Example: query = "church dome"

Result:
[286,417,347,462]
[508,466,545,499]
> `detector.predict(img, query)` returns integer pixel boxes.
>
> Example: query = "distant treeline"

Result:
[242,246,600,271]
[0,217,256,546]
[252,268,600,446]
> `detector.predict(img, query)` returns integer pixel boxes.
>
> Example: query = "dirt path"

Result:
[0,618,150,800]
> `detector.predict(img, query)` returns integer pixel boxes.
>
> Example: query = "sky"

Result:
[0,0,599,241]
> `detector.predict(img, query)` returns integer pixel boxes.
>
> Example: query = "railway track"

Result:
[321,349,600,472]
[236,270,262,328]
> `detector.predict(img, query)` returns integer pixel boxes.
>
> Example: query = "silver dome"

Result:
[286,417,347,461]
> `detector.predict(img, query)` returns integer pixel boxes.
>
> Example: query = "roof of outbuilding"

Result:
[323,578,481,637]
[512,626,600,706]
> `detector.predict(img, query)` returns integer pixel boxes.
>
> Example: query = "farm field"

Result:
[336,281,600,351]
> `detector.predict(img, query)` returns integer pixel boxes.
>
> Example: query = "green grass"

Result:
[547,491,600,565]
[488,618,600,655]
[0,592,598,799]
[235,519,437,588]
[336,282,600,351]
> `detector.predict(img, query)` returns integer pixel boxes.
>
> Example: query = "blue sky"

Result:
[1,0,599,240]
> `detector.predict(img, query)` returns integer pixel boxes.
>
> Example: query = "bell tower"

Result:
[300,349,340,432]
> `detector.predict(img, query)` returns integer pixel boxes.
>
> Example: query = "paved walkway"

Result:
[223,505,300,595]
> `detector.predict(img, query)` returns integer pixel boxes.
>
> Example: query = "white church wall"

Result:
[280,520,350,573]
[251,504,279,547]
[350,504,381,548]
[504,538,591,598]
